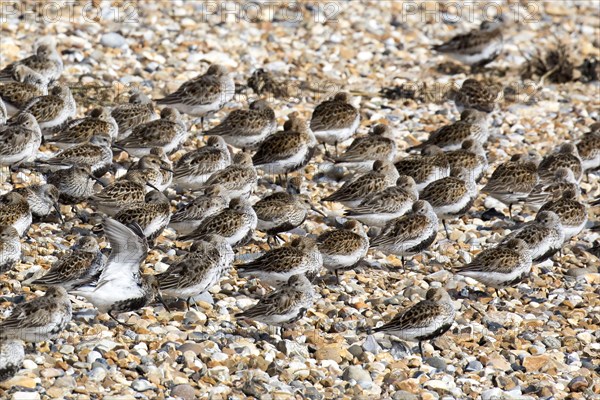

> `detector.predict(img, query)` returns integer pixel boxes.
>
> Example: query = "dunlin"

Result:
[47,165,99,204]
[576,126,600,176]
[159,234,234,306]
[444,139,488,182]
[0,340,24,382]
[90,174,150,216]
[237,236,323,288]
[174,136,232,191]
[433,18,503,68]
[125,152,173,192]
[521,167,580,211]
[39,135,113,177]
[13,183,61,220]
[370,200,439,268]
[0,225,21,273]
[0,64,48,115]
[346,175,418,227]
[323,160,399,208]
[156,64,235,129]
[310,92,360,156]
[482,154,539,218]
[203,152,257,200]
[169,185,229,235]
[205,99,277,150]
[394,146,450,192]
[317,220,369,282]
[372,287,455,357]
[334,124,397,173]
[454,238,532,293]
[254,181,322,243]
[115,107,188,157]
[236,274,316,327]
[112,92,158,140]
[0,112,41,166]
[252,113,317,177]
[47,107,118,147]
[539,189,587,242]
[20,85,76,134]
[410,109,489,152]
[537,143,583,183]
[32,236,107,290]
[179,198,257,248]
[447,78,501,113]
[0,192,31,237]
[501,211,564,262]
[0,286,72,343]
[420,167,478,238]
[115,190,171,245]
[70,219,167,323]
[0,38,63,83]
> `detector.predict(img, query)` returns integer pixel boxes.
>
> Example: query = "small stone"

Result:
[59,345,74,354]
[11,393,40,400]
[576,332,593,344]
[40,368,64,378]
[89,367,106,382]
[392,391,418,400]
[465,360,484,372]
[425,357,447,371]
[342,365,372,389]
[348,344,363,358]
[131,379,155,392]
[276,340,309,359]
[362,335,381,355]
[54,376,76,389]
[170,384,196,400]
[481,388,503,400]
[87,350,103,364]
[542,336,561,349]
[101,32,126,48]
[568,376,589,392]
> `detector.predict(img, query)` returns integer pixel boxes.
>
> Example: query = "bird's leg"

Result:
[186,297,192,311]
[322,142,330,157]
[419,341,424,358]
[109,310,132,327]
[401,255,405,270]
[443,219,450,240]
[275,234,285,244]
[334,268,340,285]
[508,203,513,220]
[334,141,339,157]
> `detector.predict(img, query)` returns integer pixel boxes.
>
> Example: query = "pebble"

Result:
[426,357,447,371]
[342,365,373,389]
[131,379,155,392]
[100,32,126,48]
[170,384,196,399]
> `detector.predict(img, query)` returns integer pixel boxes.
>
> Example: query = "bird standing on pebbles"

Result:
[395,146,450,192]
[205,99,277,150]
[310,92,360,156]
[576,126,600,176]
[323,160,399,208]
[0,286,72,343]
[447,78,501,113]
[168,185,229,235]
[521,167,580,211]
[0,112,42,166]
[420,167,478,239]
[236,274,316,329]
[0,192,31,237]
[317,220,369,282]
[0,225,21,273]
[372,287,455,358]
[410,109,489,152]
[202,152,257,200]
[47,165,99,205]
[500,211,564,263]
[444,139,488,183]
[345,175,418,227]
[433,18,504,68]
[159,234,234,307]
[252,113,317,178]
[156,64,235,130]
[37,135,113,177]
[111,92,158,140]
[47,107,118,147]
[0,64,49,115]
[238,236,323,288]
[0,39,63,83]
[453,238,532,295]
[370,200,439,268]
[179,198,257,248]
[115,107,188,157]
[333,124,397,173]
[115,190,172,244]
[32,236,107,290]
[0,340,25,382]
[537,143,583,183]
[539,189,587,242]
[13,184,61,221]
[174,136,232,191]
[20,85,76,134]
[70,219,167,324]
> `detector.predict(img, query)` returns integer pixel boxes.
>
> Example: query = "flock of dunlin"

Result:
[0,18,598,386]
